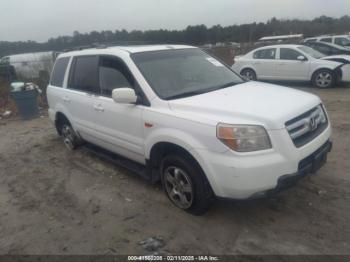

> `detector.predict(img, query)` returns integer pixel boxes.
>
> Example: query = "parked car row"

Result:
[303,41,350,56]
[302,34,350,47]
[232,44,350,88]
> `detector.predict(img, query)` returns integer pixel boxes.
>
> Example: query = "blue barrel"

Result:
[10,89,39,120]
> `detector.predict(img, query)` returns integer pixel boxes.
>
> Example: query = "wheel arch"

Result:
[149,142,201,171]
[55,112,71,135]
[240,67,256,75]
[311,66,337,79]
[148,141,214,195]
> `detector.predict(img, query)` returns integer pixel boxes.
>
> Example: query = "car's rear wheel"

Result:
[61,122,80,150]
[312,69,335,88]
[240,68,257,81]
[161,154,214,215]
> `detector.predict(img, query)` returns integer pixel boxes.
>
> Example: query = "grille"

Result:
[285,105,328,148]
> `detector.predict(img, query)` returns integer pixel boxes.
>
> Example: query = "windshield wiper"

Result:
[166,82,238,100]
[205,81,238,93]
[166,90,205,100]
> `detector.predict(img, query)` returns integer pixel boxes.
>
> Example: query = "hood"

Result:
[168,82,321,130]
[313,58,343,68]
[321,55,350,63]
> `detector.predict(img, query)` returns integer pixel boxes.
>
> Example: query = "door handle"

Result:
[62,96,71,103]
[93,104,105,112]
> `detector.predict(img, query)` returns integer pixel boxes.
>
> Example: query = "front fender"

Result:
[311,64,344,82]
[312,60,343,73]
[144,127,228,197]
[144,127,207,159]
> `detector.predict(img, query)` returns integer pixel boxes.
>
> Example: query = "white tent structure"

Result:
[258,34,304,42]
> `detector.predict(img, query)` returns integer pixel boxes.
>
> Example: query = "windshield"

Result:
[298,46,325,59]
[131,48,243,100]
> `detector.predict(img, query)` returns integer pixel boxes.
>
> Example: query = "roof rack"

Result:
[62,41,161,53]
[62,43,107,52]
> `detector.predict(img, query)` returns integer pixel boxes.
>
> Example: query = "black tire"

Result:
[312,69,335,89]
[240,68,257,81]
[58,120,80,150]
[160,154,215,215]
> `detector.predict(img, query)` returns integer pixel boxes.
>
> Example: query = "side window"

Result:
[316,44,332,54]
[306,39,316,42]
[0,57,10,65]
[50,57,70,87]
[69,56,99,93]
[280,48,303,60]
[335,37,349,46]
[99,57,134,97]
[253,48,276,59]
[320,38,332,43]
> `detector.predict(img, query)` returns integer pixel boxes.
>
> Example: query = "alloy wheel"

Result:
[61,124,76,150]
[164,166,194,209]
[316,72,332,88]
[242,69,256,81]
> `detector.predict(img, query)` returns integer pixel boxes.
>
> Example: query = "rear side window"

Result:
[69,56,99,93]
[50,57,70,87]
[320,38,332,43]
[253,48,276,59]
[315,44,333,54]
[305,39,316,42]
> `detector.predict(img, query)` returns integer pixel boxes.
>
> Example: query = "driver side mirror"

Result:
[112,88,138,104]
[297,55,307,61]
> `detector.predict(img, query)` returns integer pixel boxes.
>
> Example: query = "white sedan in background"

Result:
[320,55,350,82]
[232,44,345,88]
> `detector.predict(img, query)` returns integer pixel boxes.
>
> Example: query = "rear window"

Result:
[320,38,332,43]
[305,39,316,42]
[253,48,276,59]
[50,57,70,87]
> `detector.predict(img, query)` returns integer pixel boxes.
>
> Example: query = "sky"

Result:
[0,0,349,42]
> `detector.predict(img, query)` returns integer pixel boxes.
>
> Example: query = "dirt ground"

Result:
[0,84,350,255]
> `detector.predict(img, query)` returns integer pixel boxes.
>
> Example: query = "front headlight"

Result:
[216,124,272,152]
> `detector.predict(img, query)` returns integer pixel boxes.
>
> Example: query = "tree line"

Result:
[1,15,350,57]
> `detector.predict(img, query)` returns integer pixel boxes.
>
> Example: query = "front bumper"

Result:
[250,140,332,199]
[193,125,332,199]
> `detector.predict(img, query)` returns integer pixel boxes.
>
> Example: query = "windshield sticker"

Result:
[206,57,224,67]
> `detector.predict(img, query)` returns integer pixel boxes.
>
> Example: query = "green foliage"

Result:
[1,15,350,57]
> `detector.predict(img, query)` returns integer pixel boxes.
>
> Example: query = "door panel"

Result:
[62,89,97,137]
[277,48,310,80]
[66,55,101,139]
[252,48,277,79]
[254,60,278,79]
[90,55,145,164]
[92,96,145,163]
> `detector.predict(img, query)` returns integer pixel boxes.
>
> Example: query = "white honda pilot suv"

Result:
[47,45,332,215]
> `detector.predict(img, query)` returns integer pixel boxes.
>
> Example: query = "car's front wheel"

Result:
[161,154,214,215]
[312,69,335,88]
